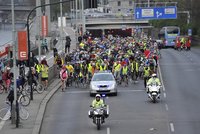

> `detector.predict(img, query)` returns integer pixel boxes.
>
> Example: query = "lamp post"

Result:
[11,0,18,127]
[26,0,70,101]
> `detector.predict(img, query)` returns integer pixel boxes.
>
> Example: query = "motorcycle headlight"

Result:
[94,111,98,115]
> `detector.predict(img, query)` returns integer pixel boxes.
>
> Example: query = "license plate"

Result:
[99,88,107,90]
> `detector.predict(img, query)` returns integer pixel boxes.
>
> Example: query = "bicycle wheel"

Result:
[19,95,30,107]
[0,85,4,94]
[36,84,44,94]
[0,108,11,121]
[19,106,29,120]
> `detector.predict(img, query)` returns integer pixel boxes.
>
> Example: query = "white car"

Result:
[90,71,118,96]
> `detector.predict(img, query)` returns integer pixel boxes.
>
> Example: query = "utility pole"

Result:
[178,11,190,25]
[75,0,78,48]
[60,0,64,54]
[45,0,51,35]
[36,0,41,63]
[11,0,18,127]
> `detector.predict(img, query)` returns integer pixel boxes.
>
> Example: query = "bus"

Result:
[158,26,180,47]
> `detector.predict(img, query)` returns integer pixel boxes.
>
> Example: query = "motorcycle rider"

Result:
[146,73,161,94]
[89,94,108,123]
[92,94,105,108]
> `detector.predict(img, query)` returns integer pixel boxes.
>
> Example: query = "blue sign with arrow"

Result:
[135,6,177,20]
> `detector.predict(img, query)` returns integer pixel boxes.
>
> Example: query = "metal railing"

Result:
[135,2,177,7]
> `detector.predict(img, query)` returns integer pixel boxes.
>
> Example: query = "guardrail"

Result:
[192,36,200,46]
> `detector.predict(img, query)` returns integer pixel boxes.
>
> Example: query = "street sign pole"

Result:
[26,0,71,101]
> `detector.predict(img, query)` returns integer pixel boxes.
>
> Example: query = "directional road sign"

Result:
[135,6,177,20]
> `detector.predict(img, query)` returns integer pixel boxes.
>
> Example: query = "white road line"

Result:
[107,127,110,134]
[163,93,166,98]
[170,123,175,132]
[165,104,169,111]
[119,89,144,92]
[158,61,166,92]
[0,111,10,130]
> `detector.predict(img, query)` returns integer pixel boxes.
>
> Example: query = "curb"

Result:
[32,80,61,134]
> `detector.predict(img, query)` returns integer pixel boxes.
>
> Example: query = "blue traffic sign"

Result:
[188,29,192,36]
[135,6,177,20]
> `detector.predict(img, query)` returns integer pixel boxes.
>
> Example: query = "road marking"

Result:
[158,61,166,92]
[107,127,110,134]
[119,89,144,92]
[165,104,169,111]
[170,123,175,132]
[0,111,10,130]
[163,93,166,98]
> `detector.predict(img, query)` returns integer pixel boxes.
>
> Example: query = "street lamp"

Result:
[26,0,71,101]
[11,0,18,127]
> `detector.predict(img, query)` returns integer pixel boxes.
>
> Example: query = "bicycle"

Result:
[25,80,44,94]
[0,83,7,94]
[0,101,29,121]
[121,74,129,87]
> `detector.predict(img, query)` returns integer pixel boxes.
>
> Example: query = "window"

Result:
[118,1,121,6]
[118,9,121,11]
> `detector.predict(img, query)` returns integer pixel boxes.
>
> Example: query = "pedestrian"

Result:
[41,58,49,90]
[2,67,11,92]
[42,38,49,53]
[65,36,71,53]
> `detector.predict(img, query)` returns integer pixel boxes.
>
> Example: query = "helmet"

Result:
[152,73,157,77]
[95,94,101,98]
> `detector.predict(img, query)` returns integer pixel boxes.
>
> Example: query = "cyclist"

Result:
[60,65,68,91]
[121,63,129,86]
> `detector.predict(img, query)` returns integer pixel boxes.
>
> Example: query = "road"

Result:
[159,48,200,134]
[40,47,200,134]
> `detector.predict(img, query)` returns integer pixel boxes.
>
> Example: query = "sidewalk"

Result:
[0,78,61,134]
[0,22,77,134]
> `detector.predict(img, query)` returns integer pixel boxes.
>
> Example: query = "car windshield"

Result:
[92,74,114,81]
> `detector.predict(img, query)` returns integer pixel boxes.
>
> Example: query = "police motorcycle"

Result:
[88,94,109,130]
[146,83,161,103]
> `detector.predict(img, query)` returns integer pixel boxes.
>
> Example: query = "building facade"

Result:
[107,0,134,14]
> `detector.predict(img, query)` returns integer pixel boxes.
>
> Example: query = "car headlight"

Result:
[90,84,99,90]
[107,83,116,90]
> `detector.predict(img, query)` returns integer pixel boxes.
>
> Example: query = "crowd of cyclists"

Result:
[0,32,162,104]
[54,34,161,90]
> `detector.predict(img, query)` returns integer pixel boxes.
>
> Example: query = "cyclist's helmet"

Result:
[152,73,157,78]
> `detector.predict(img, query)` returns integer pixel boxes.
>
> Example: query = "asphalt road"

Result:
[40,48,200,134]
[159,48,200,134]
[40,81,169,134]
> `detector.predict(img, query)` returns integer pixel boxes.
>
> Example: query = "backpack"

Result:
[2,72,8,80]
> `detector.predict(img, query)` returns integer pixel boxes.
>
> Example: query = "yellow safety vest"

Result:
[41,65,48,78]
[100,65,107,71]
[122,66,128,75]
[144,67,150,77]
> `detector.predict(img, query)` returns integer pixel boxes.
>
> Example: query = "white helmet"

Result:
[95,94,101,98]
[152,73,157,77]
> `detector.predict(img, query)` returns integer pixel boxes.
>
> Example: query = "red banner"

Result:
[41,16,48,37]
[18,31,28,61]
